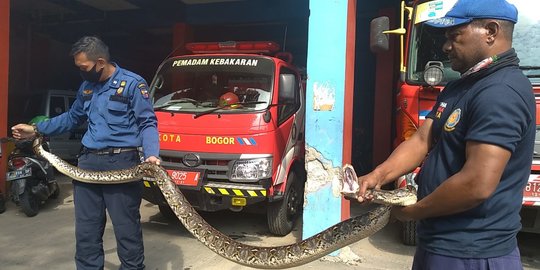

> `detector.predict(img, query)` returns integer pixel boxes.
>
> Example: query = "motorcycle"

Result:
[2,137,59,217]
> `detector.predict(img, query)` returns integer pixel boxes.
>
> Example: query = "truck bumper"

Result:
[142,180,268,212]
[522,173,540,233]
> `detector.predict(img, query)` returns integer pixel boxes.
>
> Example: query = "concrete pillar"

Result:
[0,0,10,195]
[302,0,356,252]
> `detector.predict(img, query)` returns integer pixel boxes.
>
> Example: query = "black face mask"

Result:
[80,63,103,82]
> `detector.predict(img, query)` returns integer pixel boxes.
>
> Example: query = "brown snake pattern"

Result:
[33,137,416,269]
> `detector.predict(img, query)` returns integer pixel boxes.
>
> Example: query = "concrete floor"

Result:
[0,176,539,270]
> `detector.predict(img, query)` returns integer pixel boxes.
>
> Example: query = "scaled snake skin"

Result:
[33,137,417,269]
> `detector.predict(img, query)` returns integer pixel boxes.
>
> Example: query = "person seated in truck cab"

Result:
[200,73,225,100]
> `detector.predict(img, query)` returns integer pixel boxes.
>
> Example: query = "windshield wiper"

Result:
[519,66,540,78]
[520,66,540,70]
[193,101,267,119]
[154,98,201,110]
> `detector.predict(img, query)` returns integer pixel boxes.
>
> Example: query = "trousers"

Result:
[412,246,523,270]
[74,151,145,270]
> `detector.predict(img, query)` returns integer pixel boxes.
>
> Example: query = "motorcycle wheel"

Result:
[20,191,40,217]
[0,193,6,214]
[50,182,60,199]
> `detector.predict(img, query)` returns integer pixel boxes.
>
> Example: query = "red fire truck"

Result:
[144,41,306,235]
[371,0,540,245]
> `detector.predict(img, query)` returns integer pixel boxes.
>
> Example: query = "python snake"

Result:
[32,137,417,269]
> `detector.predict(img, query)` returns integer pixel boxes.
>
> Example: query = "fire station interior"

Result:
[8,0,399,181]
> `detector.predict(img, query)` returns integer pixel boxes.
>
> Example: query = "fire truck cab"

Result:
[371,0,540,245]
[144,41,306,236]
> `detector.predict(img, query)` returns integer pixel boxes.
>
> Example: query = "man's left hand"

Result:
[145,156,161,165]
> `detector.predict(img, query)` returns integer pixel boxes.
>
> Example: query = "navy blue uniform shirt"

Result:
[37,64,159,159]
[416,50,535,258]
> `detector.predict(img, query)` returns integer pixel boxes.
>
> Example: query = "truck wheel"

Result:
[267,170,304,236]
[20,191,40,217]
[159,204,177,220]
[402,220,417,246]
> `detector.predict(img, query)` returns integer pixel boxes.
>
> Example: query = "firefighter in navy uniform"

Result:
[12,36,160,270]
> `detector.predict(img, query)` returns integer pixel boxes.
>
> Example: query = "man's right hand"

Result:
[11,124,36,140]
[356,170,385,203]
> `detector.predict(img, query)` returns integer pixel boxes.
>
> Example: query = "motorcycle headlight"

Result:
[231,158,272,182]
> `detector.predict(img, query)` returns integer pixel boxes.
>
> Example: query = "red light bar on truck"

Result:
[186,41,280,54]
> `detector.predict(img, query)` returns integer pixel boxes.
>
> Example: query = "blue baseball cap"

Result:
[425,0,518,28]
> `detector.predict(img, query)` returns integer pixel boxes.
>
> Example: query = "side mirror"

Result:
[279,74,296,103]
[370,16,390,53]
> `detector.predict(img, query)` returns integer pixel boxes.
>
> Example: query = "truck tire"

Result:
[20,191,40,217]
[402,220,417,246]
[159,204,177,220]
[267,170,304,236]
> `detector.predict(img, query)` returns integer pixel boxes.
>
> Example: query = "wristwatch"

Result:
[31,124,40,136]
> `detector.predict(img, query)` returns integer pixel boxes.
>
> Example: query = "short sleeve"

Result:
[465,84,533,153]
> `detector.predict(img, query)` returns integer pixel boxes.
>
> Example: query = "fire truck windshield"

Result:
[409,0,540,85]
[150,56,275,113]
[510,0,540,84]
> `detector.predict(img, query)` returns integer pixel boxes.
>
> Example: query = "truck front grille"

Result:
[159,150,241,182]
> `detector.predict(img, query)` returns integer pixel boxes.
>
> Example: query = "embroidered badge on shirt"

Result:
[83,89,93,95]
[444,108,461,132]
[138,82,149,99]
[436,102,447,119]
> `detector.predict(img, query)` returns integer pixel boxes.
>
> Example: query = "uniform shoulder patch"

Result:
[138,82,149,99]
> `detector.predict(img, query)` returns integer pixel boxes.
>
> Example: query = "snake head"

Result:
[341,164,360,199]
[32,135,45,154]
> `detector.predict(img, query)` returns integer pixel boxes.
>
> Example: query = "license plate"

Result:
[524,181,540,200]
[6,168,32,181]
[166,170,201,187]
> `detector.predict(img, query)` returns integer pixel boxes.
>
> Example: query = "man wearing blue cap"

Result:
[355,0,534,269]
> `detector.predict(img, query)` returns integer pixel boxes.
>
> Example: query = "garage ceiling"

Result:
[181,0,243,4]
[10,0,250,44]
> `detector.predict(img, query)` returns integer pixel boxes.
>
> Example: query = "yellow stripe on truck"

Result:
[204,186,266,197]
[205,187,215,194]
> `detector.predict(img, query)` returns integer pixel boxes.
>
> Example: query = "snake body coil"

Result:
[33,137,416,269]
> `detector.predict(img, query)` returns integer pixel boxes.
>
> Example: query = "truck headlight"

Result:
[424,61,444,86]
[231,158,272,181]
